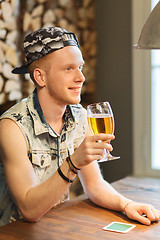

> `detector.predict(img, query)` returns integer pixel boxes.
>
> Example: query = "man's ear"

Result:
[33,68,46,87]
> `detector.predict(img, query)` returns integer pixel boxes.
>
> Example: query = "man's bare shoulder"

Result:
[0,118,21,133]
[0,119,28,163]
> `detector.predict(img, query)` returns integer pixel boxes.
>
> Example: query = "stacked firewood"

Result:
[0,0,97,106]
[0,0,22,105]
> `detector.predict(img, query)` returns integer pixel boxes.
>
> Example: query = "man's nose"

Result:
[76,69,85,82]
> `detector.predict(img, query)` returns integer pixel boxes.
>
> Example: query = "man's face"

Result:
[43,46,85,107]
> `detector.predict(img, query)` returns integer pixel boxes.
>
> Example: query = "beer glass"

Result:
[87,101,120,162]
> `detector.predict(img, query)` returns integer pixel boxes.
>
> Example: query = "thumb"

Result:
[134,212,151,225]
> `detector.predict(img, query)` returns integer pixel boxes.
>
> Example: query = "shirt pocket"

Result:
[31,150,52,168]
[30,150,58,184]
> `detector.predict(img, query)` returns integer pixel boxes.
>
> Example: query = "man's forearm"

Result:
[17,160,76,222]
[85,179,131,213]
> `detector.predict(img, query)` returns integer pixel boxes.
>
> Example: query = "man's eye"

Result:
[66,67,72,71]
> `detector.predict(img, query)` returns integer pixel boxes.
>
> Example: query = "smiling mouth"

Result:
[69,87,81,92]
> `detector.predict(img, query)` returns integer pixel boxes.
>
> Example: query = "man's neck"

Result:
[37,90,66,134]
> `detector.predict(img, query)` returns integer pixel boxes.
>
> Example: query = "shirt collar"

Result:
[27,89,79,136]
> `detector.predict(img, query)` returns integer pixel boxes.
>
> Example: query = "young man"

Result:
[0,27,159,226]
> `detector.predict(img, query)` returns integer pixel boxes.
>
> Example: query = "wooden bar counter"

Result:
[0,176,160,240]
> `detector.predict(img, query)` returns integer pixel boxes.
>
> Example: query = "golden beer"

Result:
[88,114,114,135]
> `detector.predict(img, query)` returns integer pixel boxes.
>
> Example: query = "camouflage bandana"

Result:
[12,27,79,74]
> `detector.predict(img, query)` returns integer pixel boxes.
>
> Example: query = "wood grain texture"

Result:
[0,177,160,240]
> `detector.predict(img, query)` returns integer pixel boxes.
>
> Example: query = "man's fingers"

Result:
[91,133,115,142]
[134,213,151,225]
[125,202,160,226]
[92,142,113,151]
[142,207,160,222]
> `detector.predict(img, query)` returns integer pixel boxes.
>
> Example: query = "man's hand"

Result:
[124,202,160,225]
[71,133,115,168]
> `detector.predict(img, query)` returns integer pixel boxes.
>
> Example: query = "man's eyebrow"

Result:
[63,61,85,67]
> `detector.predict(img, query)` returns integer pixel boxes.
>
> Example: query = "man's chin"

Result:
[69,98,81,105]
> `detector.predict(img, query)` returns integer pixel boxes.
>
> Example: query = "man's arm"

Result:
[78,161,160,226]
[72,125,160,226]
[0,119,76,222]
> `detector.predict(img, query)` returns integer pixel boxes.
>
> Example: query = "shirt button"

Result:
[40,156,44,166]
[51,155,56,160]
